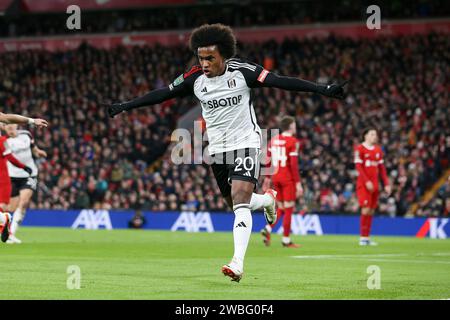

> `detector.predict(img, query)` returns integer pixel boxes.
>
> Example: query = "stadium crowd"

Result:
[0,43,198,209]
[157,32,449,216]
[0,0,447,38]
[0,32,448,216]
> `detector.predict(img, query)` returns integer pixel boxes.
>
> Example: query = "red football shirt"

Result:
[354,143,387,189]
[0,136,12,183]
[267,133,300,183]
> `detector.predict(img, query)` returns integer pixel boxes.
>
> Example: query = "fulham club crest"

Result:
[227,79,236,88]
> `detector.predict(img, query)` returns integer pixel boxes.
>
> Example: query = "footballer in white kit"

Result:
[0,112,48,243]
[106,24,347,282]
[4,124,47,244]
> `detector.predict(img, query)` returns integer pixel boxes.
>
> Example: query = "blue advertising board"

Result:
[20,209,450,239]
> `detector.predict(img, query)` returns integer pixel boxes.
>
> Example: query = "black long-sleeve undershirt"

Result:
[121,70,325,112]
[123,87,180,111]
[260,72,321,93]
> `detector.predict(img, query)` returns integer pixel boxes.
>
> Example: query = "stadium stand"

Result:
[0,0,448,37]
[156,33,449,216]
[1,29,447,215]
[0,43,198,209]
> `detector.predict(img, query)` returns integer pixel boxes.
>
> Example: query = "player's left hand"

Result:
[317,80,348,100]
[23,166,32,176]
[33,118,49,128]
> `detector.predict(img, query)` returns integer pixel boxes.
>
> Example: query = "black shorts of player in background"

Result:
[210,148,261,198]
[10,177,37,197]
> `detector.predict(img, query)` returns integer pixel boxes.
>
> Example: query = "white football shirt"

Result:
[7,130,38,178]
[170,58,269,155]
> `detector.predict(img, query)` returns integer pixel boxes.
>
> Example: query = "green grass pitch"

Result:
[0,227,449,299]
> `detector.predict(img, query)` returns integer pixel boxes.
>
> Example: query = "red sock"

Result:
[366,215,373,237]
[271,208,284,229]
[360,214,369,237]
[283,207,294,237]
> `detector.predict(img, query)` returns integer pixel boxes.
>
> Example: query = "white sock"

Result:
[282,236,291,244]
[0,213,5,225]
[232,204,253,269]
[11,208,24,235]
[249,193,272,211]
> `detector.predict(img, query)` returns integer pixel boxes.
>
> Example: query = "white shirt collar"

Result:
[362,142,375,150]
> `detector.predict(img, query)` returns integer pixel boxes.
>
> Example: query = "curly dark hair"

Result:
[189,24,237,59]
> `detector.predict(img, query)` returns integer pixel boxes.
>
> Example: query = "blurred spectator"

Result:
[416,176,450,217]
[128,210,147,229]
[0,0,448,38]
[0,32,448,216]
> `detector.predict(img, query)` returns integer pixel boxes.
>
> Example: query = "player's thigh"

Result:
[356,186,371,210]
[272,181,284,203]
[231,179,255,205]
[369,190,379,211]
[274,181,295,208]
[281,182,296,204]
[210,162,231,199]
[229,148,260,205]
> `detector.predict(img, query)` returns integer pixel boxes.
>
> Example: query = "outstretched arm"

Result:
[106,87,181,117]
[106,66,202,118]
[262,73,348,99]
[0,112,48,128]
[236,60,348,99]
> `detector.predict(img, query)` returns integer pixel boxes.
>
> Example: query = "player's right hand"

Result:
[23,166,32,176]
[104,102,127,118]
[33,118,48,128]
[365,181,374,193]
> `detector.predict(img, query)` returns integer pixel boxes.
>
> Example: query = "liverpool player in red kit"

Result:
[261,116,303,248]
[354,128,391,246]
[0,112,48,242]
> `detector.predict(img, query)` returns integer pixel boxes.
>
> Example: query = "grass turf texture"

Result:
[0,227,449,299]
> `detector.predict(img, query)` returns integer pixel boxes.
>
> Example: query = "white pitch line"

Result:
[291,254,450,265]
[358,258,450,265]
[291,254,408,259]
[431,253,450,256]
